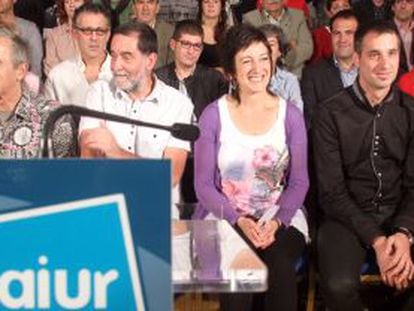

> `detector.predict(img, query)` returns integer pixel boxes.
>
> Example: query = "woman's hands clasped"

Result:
[237,216,281,249]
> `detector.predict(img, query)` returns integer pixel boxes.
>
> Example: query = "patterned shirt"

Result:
[0,90,74,159]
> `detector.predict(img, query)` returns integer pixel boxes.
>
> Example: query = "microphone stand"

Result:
[41,105,199,158]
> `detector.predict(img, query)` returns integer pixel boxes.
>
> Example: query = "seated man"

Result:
[156,19,228,119]
[0,27,73,159]
[156,19,228,204]
[309,0,350,64]
[391,0,414,73]
[132,0,174,68]
[44,3,112,107]
[301,9,358,128]
[79,21,194,219]
[243,0,313,77]
[313,21,414,310]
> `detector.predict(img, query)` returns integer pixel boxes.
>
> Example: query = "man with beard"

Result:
[79,21,194,219]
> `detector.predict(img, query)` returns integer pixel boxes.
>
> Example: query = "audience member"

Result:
[132,0,174,68]
[255,0,310,21]
[156,19,228,204]
[313,21,414,310]
[309,0,350,64]
[0,0,43,77]
[43,0,88,76]
[0,27,73,159]
[156,20,227,118]
[399,67,414,95]
[391,0,414,72]
[261,23,304,111]
[353,0,392,27]
[301,10,358,127]
[243,0,313,77]
[194,24,308,310]
[79,21,193,219]
[197,0,229,70]
[44,3,112,106]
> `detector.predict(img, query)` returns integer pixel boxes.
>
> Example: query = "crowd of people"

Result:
[1,0,414,310]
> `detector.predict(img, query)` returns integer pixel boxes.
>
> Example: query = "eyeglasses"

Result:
[75,26,109,37]
[177,40,203,51]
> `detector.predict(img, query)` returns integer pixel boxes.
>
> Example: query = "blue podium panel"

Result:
[0,159,172,311]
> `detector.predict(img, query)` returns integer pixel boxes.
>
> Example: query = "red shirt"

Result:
[398,69,414,97]
[309,26,332,64]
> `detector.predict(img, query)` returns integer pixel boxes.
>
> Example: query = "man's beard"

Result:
[114,76,141,93]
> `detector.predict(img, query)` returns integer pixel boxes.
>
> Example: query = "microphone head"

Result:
[170,123,200,142]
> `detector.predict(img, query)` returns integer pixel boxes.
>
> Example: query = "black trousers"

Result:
[318,220,414,311]
[220,226,306,311]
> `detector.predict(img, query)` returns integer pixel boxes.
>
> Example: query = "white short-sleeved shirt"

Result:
[43,54,113,106]
[79,77,194,218]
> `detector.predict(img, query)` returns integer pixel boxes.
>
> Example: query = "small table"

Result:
[172,220,268,293]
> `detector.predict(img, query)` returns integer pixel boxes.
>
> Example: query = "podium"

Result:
[0,159,172,310]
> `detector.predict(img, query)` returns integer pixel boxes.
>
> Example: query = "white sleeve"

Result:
[166,95,194,152]
[78,82,104,133]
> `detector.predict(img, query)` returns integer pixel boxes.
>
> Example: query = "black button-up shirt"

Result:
[313,81,414,245]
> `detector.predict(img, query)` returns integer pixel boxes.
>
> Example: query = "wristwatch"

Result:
[395,227,414,245]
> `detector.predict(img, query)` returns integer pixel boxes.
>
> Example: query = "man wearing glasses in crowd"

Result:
[44,3,112,107]
[156,19,228,203]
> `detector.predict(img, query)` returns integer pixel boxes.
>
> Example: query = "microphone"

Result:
[42,105,200,158]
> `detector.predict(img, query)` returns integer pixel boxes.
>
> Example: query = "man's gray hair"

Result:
[0,27,29,67]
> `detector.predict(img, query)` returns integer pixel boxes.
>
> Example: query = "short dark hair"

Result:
[221,24,272,100]
[112,21,158,55]
[259,24,289,67]
[73,2,112,28]
[172,19,203,40]
[329,9,358,30]
[355,21,400,54]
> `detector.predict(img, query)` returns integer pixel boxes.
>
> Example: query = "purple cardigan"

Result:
[193,100,309,226]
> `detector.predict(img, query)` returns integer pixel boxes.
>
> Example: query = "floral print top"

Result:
[0,90,74,159]
[218,97,289,219]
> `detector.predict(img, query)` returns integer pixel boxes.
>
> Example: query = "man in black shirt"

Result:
[313,22,414,310]
[156,20,228,204]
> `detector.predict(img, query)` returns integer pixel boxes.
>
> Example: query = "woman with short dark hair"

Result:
[194,24,309,310]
